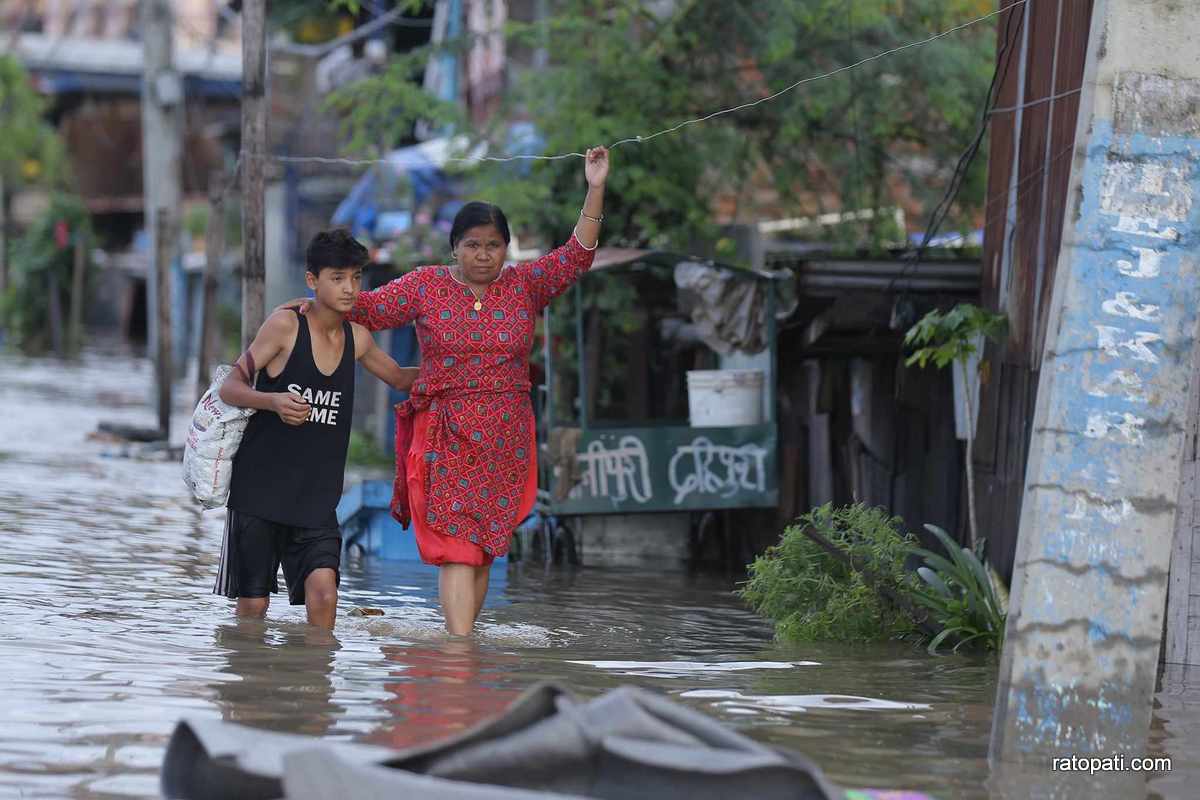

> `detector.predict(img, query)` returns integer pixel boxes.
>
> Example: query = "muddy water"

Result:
[1,348,1197,799]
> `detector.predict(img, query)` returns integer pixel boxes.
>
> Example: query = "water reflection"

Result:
[211,621,342,737]
[367,639,523,750]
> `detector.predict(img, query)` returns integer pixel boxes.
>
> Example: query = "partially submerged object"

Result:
[162,682,842,799]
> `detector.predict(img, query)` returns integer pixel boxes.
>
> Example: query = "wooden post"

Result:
[240,0,267,348]
[197,175,226,403]
[0,173,8,296]
[155,208,175,440]
[140,0,183,370]
[67,231,87,356]
[47,270,64,355]
[1165,361,1200,665]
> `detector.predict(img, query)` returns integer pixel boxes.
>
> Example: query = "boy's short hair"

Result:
[306,229,369,275]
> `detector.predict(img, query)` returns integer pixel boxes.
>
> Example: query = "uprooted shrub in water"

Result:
[739,504,921,643]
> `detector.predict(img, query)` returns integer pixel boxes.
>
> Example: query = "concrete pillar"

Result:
[991,0,1200,764]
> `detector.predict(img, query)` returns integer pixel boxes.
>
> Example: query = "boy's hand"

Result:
[392,366,420,393]
[271,392,311,426]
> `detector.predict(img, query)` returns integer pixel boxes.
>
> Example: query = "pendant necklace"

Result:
[453,266,487,310]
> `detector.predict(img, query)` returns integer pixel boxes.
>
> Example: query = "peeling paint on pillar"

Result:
[992,66,1200,764]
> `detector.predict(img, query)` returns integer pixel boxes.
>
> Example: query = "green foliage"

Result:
[184,205,210,240]
[346,429,393,467]
[903,302,1007,370]
[332,0,997,250]
[739,504,921,642]
[910,524,1007,654]
[1,194,92,354]
[325,50,464,155]
[0,56,67,189]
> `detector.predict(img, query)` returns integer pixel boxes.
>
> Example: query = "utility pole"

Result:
[140,0,183,407]
[991,0,1200,767]
[241,0,267,348]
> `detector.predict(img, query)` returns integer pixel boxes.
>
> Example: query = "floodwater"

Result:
[1,346,1198,800]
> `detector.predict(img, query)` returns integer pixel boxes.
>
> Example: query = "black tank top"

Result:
[227,311,356,527]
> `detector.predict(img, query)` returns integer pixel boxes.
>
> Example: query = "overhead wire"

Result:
[886,0,1027,294]
[24,1,1033,264]
[265,1,1025,167]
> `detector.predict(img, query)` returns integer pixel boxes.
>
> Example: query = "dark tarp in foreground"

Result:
[162,682,841,799]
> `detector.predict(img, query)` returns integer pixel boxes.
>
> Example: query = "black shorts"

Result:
[213,510,341,605]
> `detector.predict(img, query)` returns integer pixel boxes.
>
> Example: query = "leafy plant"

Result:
[184,204,210,241]
[739,504,921,642]
[910,523,1007,654]
[1,194,92,354]
[1,55,69,308]
[0,56,67,190]
[904,303,1007,550]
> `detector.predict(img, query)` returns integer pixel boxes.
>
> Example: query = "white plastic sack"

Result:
[183,365,256,509]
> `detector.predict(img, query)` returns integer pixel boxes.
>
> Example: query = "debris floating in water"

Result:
[349,607,385,617]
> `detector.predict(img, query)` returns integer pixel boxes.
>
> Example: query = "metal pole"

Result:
[766,281,777,425]
[155,208,175,439]
[574,282,587,429]
[197,173,225,403]
[240,0,267,347]
[543,306,554,432]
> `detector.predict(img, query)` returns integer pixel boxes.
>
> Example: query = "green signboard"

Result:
[548,424,779,515]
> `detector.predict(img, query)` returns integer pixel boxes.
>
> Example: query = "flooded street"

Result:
[2,348,1199,799]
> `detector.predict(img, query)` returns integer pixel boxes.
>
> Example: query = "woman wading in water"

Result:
[291,147,608,634]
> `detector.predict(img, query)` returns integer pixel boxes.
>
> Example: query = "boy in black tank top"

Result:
[212,230,417,629]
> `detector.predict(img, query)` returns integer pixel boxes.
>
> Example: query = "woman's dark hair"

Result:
[449,202,511,250]
[306,228,369,274]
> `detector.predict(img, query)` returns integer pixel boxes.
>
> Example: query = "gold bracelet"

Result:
[579,209,604,223]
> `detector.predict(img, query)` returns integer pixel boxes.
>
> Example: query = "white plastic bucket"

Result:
[686,369,765,427]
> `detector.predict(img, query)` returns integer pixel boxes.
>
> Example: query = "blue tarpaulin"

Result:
[331,125,544,240]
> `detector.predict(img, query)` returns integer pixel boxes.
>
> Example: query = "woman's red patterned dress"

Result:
[349,234,596,563]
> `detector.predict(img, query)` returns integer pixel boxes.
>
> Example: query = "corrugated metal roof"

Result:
[12,33,241,81]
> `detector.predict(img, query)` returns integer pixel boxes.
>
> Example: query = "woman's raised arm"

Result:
[574,146,608,249]
[519,147,608,309]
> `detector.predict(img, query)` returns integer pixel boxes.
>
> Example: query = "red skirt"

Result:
[406,409,537,566]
